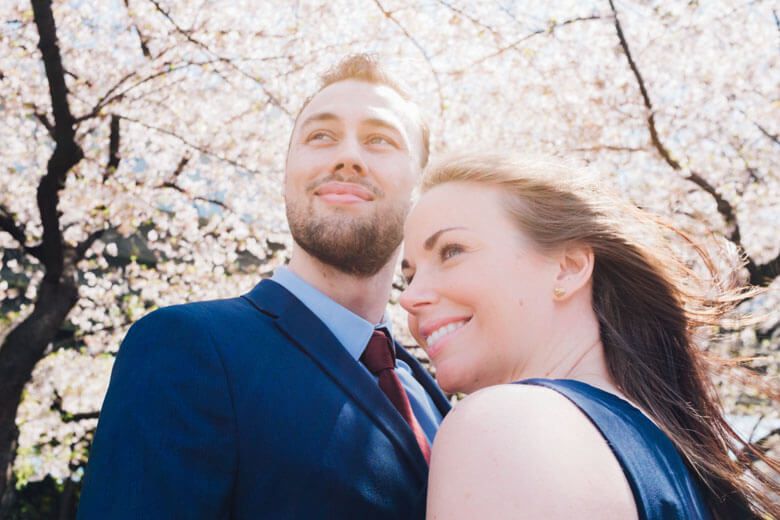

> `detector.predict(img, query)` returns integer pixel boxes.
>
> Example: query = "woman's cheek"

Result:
[407,314,421,344]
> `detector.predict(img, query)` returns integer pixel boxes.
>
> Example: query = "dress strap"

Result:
[516,378,711,520]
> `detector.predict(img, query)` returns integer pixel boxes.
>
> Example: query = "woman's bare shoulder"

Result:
[427,383,638,520]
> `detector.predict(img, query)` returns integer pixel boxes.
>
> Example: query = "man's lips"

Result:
[314,182,374,203]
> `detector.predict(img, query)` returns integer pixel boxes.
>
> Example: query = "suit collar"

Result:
[270,266,390,362]
[396,346,451,417]
[242,279,431,479]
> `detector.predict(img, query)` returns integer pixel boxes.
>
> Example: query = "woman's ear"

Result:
[552,244,594,301]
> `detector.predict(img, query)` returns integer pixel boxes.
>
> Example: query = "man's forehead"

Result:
[299,80,416,130]
[300,107,404,130]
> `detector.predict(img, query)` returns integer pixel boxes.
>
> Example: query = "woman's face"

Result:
[400,181,560,394]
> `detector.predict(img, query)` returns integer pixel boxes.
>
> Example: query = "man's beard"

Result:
[286,192,407,278]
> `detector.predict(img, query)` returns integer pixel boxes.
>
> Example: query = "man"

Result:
[78,54,450,519]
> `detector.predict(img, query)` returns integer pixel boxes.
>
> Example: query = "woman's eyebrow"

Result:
[423,227,466,251]
[401,226,468,269]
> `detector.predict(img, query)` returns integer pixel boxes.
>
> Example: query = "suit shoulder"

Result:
[119,296,266,358]
[132,295,259,331]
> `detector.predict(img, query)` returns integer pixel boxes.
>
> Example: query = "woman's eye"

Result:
[439,244,464,261]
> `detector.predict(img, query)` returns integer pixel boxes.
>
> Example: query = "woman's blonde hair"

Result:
[422,152,780,519]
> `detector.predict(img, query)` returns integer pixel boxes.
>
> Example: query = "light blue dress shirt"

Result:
[271,266,443,442]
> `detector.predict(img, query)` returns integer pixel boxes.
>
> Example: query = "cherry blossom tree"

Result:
[1,0,778,516]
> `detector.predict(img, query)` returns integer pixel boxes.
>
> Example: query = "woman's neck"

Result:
[514,297,620,394]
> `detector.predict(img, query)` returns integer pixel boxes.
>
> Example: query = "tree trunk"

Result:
[0,1,87,511]
[0,278,79,513]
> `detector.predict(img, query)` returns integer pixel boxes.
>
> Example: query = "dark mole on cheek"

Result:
[518,298,524,306]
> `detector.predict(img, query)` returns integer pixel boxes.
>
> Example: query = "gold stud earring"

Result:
[553,287,566,299]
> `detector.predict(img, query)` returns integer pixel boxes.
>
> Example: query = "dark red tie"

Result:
[361,330,431,464]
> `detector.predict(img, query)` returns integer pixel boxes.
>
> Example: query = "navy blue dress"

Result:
[517,378,712,520]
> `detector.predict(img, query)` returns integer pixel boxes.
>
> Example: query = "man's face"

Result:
[285,79,423,277]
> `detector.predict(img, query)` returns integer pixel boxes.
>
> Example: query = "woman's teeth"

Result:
[426,320,468,347]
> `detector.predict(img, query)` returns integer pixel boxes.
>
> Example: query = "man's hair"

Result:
[290,54,430,167]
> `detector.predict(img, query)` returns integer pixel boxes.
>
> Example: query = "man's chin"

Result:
[309,206,375,228]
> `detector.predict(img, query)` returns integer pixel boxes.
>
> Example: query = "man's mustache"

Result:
[306,175,383,198]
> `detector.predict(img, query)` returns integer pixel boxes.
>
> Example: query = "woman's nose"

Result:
[399,275,439,313]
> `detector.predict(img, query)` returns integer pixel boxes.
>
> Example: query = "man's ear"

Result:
[552,243,594,301]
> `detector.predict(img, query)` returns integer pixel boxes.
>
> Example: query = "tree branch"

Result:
[75,59,228,123]
[738,426,780,464]
[153,155,229,210]
[0,205,29,251]
[571,144,646,153]
[31,0,85,282]
[171,154,189,179]
[608,1,679,167]
[74,69,137,122]
[156,155,229,209]
[119,114,262,174]
[124,0,152,58]
[0,206,44,262]
[51,389,100,423]
[754,121,780,148]
[748,254,780,286]
[146,0,289,115]
[774,9,779,37]
[434,0,502,42]
[74,229,106,261]
[446,14,603,74]
[158,182,229,210]
[32,1,77,145]
[373,0,446,119]
[33,110,55,139]
[105,114,121,181]
[608,1,745,251]
[756,320,780,344]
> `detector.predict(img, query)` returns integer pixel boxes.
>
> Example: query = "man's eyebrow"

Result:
[363,117,403,134]
[424,227,466,251]
[299,112,339,128]
[299,113,402,133]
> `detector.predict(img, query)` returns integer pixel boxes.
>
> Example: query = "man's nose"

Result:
[332,138,367,176]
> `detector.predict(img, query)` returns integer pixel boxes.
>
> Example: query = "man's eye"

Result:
[367,135,394,146]
[439,244,464,261]
[308,132,334,142]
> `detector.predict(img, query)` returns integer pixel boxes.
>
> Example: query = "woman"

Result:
[399,153,780,519]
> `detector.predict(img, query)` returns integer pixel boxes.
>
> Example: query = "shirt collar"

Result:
[271,266,394,360]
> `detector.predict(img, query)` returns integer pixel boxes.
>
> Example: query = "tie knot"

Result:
[360,331,395,374]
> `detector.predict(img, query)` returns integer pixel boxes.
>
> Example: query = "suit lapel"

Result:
[242,279,429,480]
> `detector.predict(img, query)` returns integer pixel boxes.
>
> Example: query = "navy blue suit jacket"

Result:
[78,279,450,519]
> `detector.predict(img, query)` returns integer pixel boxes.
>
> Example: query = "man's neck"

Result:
[286,247,398,324]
